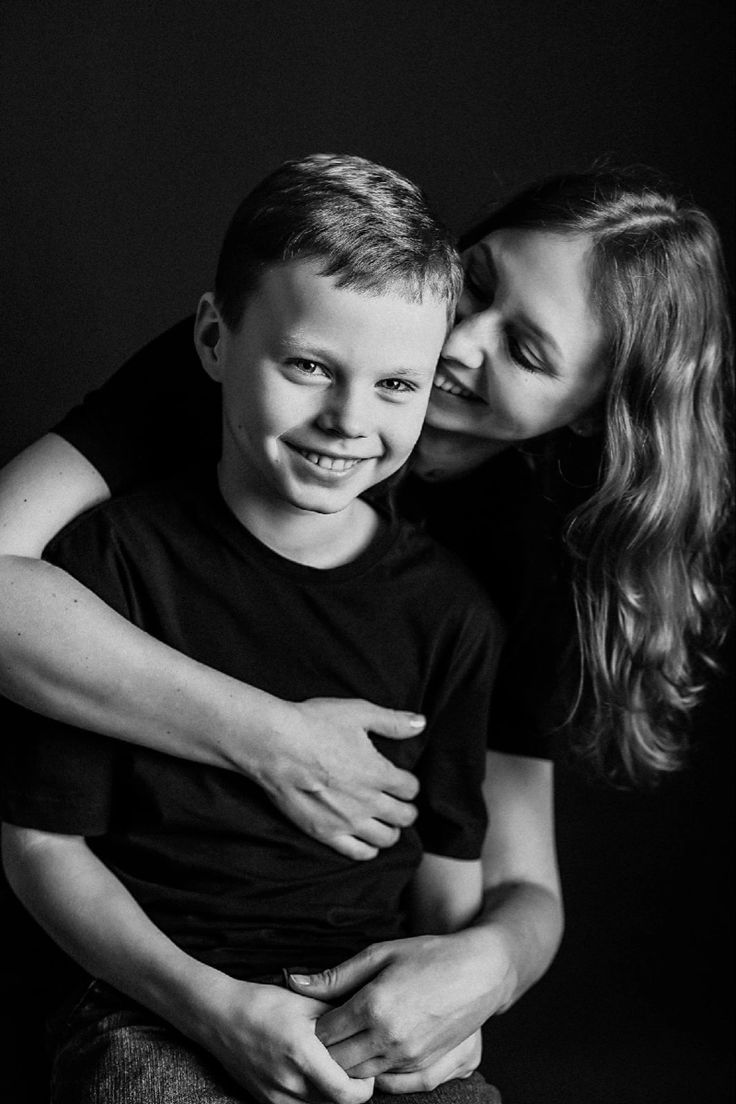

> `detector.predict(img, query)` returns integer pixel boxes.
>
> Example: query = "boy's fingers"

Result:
[301,1036,374,1104]
[289,946,388,1006]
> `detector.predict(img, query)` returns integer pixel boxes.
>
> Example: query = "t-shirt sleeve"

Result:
[0,700,122,835]
[52,317,221,494]
[413,577,505,861]
[0,512,135,835]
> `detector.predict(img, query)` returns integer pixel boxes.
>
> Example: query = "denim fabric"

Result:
[373,1073,501,1104]
[49,981,243,1104]
[48,981,501,1104]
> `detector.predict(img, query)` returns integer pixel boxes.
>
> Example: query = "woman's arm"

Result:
[0,434,421,859]
[409,852,483,935]
[291,751,563,1085]
[1,824,373,1104]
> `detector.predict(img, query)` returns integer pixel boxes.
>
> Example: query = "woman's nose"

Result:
[442,310,490,373]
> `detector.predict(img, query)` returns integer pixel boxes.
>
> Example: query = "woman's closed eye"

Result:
[505,331,557,377]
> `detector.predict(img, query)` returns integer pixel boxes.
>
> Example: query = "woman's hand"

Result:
[197,977,374,1104]
[258,697,422,860]
[289,931,510,1079]
[372,1031,482,1093]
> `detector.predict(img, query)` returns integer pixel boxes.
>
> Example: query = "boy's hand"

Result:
[261,697,423,860]
[198,977,374,1104]
[288,933,503,1079]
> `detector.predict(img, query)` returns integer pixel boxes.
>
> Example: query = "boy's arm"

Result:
[292,751,563,1086]
[1,823,372,1104]
[0,433,420,860]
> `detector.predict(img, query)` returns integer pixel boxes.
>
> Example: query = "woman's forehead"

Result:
[473,228,606,380]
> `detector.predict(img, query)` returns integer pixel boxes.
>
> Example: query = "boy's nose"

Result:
[316,388,368,438]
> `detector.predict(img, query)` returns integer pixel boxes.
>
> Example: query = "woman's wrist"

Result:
[446,923,519,1014]
[469,881,564,1010]
[189,666,296,779]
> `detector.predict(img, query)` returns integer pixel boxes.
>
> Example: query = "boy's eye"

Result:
[286,358,330,379]
[378,378,416,395]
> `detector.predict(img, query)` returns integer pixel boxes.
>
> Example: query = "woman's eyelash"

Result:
[506,334,543,374]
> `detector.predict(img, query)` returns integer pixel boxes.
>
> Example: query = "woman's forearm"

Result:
[0,435,420,856]
[467,877,563,1012]
[476,750,564,1008]
[0,552,292,773]
[0,554,421,856]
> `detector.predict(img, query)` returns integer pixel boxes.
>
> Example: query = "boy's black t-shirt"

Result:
[1,471,500,979]
[53,316,586,757]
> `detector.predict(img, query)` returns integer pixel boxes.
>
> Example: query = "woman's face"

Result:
[424,228,608,446]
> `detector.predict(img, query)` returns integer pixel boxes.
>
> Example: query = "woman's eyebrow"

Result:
[474,243,498,279]
[479,242,563,361]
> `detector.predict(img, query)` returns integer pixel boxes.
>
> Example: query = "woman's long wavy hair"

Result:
[464,167,733,782]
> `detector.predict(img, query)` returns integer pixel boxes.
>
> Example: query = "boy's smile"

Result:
[196,259,448,556]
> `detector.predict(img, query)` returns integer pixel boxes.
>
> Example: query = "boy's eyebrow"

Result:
[275,336,432,378]
[379,364,429,378]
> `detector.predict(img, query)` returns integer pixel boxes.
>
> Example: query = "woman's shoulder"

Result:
[52,316,220,492]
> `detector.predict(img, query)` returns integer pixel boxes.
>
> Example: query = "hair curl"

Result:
[465,167,733,782]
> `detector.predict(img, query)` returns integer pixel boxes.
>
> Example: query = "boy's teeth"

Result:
[302,450,360,471]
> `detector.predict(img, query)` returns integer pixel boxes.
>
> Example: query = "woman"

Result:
[0,166,731,1089]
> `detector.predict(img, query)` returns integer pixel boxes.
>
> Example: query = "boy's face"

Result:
[199,259,448,517]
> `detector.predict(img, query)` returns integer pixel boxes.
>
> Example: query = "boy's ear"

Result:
[194,293,226,382]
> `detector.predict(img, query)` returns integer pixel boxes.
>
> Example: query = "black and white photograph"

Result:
[1,4,733,1103]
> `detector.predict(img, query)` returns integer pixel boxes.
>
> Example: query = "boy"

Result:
[1,155,502,1104]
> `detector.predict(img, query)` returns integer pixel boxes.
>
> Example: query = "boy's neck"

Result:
[215,463,381,569]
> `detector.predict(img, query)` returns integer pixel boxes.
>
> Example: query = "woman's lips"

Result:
[432,365,485,403]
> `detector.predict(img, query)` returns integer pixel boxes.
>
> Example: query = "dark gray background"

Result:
[1,3,734,1102]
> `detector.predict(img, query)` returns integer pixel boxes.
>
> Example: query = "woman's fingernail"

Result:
[289,973,311,985]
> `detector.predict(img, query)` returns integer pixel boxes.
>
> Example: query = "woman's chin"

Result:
[423,401,476,435]
[423,404,510,446]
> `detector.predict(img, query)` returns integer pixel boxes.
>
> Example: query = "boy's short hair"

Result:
[214,153,463,330]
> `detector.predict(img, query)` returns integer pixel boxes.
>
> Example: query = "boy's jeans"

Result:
[48,979,502,1104]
